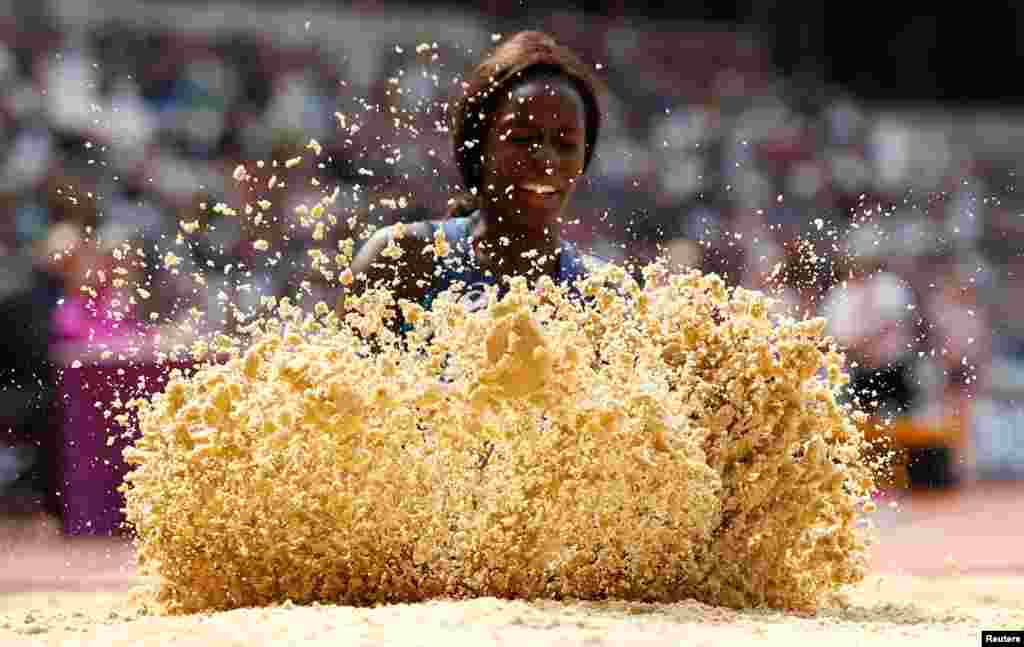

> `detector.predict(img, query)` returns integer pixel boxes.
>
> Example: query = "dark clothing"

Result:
[847,359,919,418]
[0,256,61,515]
[421,214,599,313]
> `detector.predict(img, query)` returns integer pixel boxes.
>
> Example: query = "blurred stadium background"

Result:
[0,0,1021,572]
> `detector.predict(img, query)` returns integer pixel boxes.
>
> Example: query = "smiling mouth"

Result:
[518,183,560,195]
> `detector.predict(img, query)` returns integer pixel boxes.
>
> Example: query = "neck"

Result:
[471,209,563,279]
[473,207,561,248]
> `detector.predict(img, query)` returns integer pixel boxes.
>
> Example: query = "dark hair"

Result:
[448,31,605,218]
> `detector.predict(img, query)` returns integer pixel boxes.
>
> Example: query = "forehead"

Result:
[494,75,587,126]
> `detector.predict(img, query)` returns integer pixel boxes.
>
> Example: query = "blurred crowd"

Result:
[1,2,1022,518]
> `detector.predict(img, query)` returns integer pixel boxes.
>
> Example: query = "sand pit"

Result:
[24,32,1014,642]
[31,266,1005,646]
[113,265,882,614]
[1,574,1021,645]
[6,492,1022,646]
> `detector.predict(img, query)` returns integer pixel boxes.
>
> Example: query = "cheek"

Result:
[561,159,585,184]
[560,144,587,169]
[482,149,521,180]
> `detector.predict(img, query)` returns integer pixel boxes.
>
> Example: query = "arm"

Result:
[344,220,437,314]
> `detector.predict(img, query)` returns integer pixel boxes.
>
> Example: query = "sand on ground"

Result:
[0,573,1021,646]
[4,484,1023,645]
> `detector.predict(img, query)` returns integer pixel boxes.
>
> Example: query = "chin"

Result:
[487,193,567,237]
[507,213,560,237]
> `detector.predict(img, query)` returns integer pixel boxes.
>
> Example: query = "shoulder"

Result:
[579,251,611,272]
[361,214,477,248]
[348,219,442,302]
[561,241,612,275]
[368,219,436,246]
[353,220,437,266]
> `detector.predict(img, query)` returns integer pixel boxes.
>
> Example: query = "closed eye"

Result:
[504,128,539,144]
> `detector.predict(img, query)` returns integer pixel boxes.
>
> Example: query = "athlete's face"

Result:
[479,75,588,235]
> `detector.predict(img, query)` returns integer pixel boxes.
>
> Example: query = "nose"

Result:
[529,138,559,167]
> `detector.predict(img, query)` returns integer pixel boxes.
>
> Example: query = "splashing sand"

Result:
[116,258,875,614]
[17,31,1014,647]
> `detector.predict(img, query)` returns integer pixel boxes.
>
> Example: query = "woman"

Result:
[350,31,607,317]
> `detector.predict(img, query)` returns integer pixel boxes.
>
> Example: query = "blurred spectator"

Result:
[821,237,920,421]
[0,221,62,516]
[0,1,1018,521]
